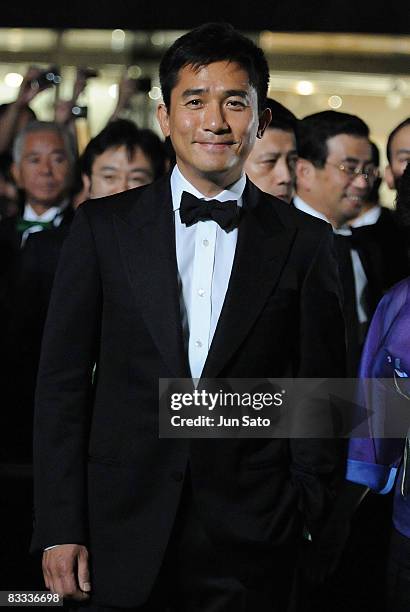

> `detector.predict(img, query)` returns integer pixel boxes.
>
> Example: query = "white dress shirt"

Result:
[293,195,368,324]
[21,198,70,246]
[171,165,246,379]
[350,205,382,228]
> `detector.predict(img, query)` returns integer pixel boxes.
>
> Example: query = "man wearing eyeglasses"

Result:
[294,110,375,376]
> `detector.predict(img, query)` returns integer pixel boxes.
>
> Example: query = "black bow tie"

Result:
[179,191,241,232]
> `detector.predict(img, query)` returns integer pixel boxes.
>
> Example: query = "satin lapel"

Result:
[114,178,190,379]
[202,183,297,379]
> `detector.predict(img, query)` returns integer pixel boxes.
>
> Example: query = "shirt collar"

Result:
[170,164,246,212]
[24,197,70,222]
[293,194,352,235]
[350,205,382,228]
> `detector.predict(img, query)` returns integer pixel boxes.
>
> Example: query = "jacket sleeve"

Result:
[290,226,346,538]
[31,205,102,552]
[347,282,409,493]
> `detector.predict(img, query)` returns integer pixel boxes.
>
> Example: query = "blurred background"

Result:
[1,0,409,206]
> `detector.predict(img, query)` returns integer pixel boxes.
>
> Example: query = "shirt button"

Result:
[195,340,203,348]
[198,288,205,297]
[202,239,209,247]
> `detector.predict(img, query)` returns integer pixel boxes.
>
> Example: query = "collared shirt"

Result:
[293,194,368,324]
[21,198,70,246]
[350,205,382,228]
[171,165,246,380]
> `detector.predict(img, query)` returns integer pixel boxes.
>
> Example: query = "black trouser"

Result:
[387,527,410,612]
[70,475,297,612]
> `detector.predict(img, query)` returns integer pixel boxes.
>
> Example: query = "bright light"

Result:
[128,65,142,79]
[112,29,125,40]
[5,72,23,88]
[151,32,165,46]
[386,92,402,110]
[111,29,125,51]
[108,84,118,99]
[148,86,162,100]
[328,95,343,109]
[296,80,314,96]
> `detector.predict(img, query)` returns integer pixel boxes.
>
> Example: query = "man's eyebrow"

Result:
[181,88,249,99]
[98,165,119,172]
[341,156,372,164]
[25,148,66,156]
[129,168,153,175]
[396,148,410,154]
[224,89,249,99]
[182,88,208,97]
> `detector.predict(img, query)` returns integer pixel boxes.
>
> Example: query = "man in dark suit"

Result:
[294,111,381,376]
[245,98,298,203]
[32,23,345,611]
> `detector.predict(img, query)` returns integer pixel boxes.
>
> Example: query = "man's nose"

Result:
[351,172,368,189]
[274,157,292,184]
[203,102,228,132]
[38,158,53,175]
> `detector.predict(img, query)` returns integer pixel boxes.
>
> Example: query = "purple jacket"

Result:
[347,277,410,536]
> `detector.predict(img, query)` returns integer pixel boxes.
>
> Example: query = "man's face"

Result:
[298,134,372,228]
[385,124,410,190]
[85,145,154,199]
[244,128,297,202]
[12,131,71,207]
[157,61,270,194]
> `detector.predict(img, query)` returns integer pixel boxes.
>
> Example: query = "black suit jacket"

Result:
[32,176,346,607]
[0,210,73,462]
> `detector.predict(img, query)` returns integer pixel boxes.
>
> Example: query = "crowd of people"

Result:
[0,21,410,612]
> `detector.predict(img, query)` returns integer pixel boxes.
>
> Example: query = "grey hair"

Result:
[12,120,77,166]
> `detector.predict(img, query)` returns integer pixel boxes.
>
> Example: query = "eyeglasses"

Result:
[325,162,379,182]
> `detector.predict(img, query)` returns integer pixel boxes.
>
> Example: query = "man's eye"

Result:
[102,175,117,182]
[227,100,246,108]
[261,159,278,166]
[344,166,358,175]
[186,99,202,107]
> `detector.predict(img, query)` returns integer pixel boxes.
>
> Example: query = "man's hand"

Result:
[42,544,91,601]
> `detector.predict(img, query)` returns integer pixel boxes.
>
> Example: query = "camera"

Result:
[30,66,62,90]
[71,105,88,119]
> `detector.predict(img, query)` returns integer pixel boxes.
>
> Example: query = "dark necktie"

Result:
[179,191,241,232]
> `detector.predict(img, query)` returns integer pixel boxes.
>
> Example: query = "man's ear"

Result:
[82,174,91,198]
[385,164,395,190]
[256,108,272,139]
[11,162,22,188]
[157,103,170,138]
[296,158,315,191]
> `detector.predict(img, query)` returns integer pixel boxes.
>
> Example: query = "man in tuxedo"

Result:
[294,111,380,375]
[32,23,345,611]
[244,98,298,203]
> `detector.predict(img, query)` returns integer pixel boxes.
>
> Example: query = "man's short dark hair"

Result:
[159,22,270,112]
[266,98,297,134]
[296,110,369,168]
[386,117,410,164]
[80,119,167,180]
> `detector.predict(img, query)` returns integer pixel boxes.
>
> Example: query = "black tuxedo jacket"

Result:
[32,176,345,607]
